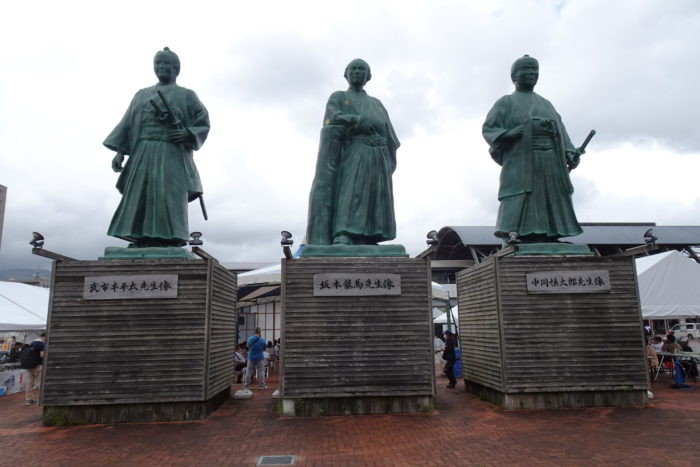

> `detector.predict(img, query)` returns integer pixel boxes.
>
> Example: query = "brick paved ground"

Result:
[1,370,698,466]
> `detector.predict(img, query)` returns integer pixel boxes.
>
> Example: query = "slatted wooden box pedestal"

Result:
[457,255,648,409]
[280,257,435,416]
[41,257,236,425]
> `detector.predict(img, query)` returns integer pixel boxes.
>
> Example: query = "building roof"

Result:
[423,224,700,262]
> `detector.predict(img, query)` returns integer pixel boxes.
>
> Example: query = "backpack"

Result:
[19,345,40,369]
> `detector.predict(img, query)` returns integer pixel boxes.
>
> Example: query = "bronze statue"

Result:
[105,47,210,248]
[305,59,400,246]
[483,55,585,244]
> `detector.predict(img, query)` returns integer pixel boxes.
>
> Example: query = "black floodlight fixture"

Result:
[189,231,203,246]
[507,230,521,245]
[280,231,293,246]
[426,230,439,246]
[281,231,294,259]
[29,232,44,249]
[644,228,658,245]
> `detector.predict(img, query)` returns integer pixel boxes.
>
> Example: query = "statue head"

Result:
[153,47,180,83]
[344,58,371,89]
[510,55,539,90]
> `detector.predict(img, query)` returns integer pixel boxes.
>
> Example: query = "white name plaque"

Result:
[526,270,610,294]
[313,273,401,296]
[83,274,178,300]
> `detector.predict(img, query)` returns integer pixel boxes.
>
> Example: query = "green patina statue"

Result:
[483,55,584,244]
[305,58,400,248]
[105,47,210,248]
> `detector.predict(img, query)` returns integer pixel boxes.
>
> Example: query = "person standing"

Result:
[243,327,267,391]
[442,330,457,389]
[21,333,45,405]
[483,55,584,244]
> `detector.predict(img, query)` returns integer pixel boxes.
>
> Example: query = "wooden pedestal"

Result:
[41,256,236,425]
[280,256,434,416]
[457,254,648,409]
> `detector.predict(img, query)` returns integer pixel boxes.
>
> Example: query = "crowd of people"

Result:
[0,334,46,405]
[646,331,698,385]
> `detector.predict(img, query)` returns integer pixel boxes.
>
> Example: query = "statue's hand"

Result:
[567,149,583,171]
[168,129,189,144]
[501,126,524,142]
[111,152,124,173]
[344,114,360,129]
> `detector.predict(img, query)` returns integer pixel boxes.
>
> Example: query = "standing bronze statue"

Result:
[105,47,210,248]
[305,58,400,247]
[483,55,585,244]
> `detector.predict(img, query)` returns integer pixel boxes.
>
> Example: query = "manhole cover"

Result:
[256,455,297,466]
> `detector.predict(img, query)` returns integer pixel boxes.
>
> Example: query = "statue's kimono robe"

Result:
[104,83,209,246]
[306,89,400,245]
[483,91,582,241]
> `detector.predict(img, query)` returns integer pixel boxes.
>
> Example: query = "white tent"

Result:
[238,262,284,286]
[434,305,459,326]
[0,281,49,331]
[637,251,700,318]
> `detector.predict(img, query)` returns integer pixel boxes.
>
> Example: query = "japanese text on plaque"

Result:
[526,270,610,294]
[313,273,401,296]
[83,274,178,300]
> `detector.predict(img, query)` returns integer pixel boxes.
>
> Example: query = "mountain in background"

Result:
[0,268,51,281]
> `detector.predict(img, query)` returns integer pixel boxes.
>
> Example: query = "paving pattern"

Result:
[1,371,698,466]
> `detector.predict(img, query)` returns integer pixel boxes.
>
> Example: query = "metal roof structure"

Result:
[420,223,700,264]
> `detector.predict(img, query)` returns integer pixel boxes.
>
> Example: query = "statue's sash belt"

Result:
[531,135,555,150]
[350,134,386,147]
[139,124,171,143]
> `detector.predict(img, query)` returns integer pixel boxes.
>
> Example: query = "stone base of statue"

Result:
[456,252,648,409]
[40,252,237,425]
[300,244,407,257]
[511,242,593,256]
[280,254,434,416]
[100,246,194,260]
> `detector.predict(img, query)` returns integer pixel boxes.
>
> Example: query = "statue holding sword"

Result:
[483,55,594,244]
[105,47,210,248]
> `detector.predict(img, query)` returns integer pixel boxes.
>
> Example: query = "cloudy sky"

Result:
[1,0,699,272]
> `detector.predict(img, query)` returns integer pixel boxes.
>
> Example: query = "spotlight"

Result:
[281,231,293,246]
[426,230,439,246]
[281,231,293,259]
[643,229,658,245]
[188,231,203,246]
[507,230,521,245]
[29,232,44,249]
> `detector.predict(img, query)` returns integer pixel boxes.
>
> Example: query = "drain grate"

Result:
[256,455,297,466]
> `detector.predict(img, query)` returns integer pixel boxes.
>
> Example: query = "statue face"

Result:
[346,61,370,88]
[513,62,538,90]
[153,54,177,83]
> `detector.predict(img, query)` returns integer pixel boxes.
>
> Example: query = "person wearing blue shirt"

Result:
[243,327,267,391]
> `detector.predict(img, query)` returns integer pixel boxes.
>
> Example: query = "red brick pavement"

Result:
[1,371,699,466]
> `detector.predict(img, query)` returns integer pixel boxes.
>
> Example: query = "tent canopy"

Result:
[434,305,459,325]
[0,281,49,331]
[637,251,700,318]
